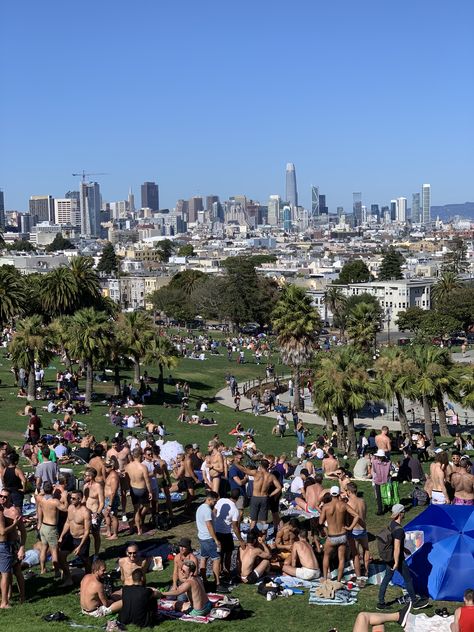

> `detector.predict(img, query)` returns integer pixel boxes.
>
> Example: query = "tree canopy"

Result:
[336,259,372,284]
[97,242,120,275]
[378,247,404,281]
[44,233,75,252]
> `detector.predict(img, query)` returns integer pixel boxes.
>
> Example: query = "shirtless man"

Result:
[83,467,105,556]
[275,518,300,552]
[295,473,325,514]
[208,441,225,494]
[107,437,130,517]
[322,448,340,478]
[88,445,106,485]
[104,458,120,540]
[125,448,152,535]
[429,452,450,505]
[319,486,359,582]
[2,489,27,604]
[282,528,320,580]
[80,559,122,617]
[36,481,68,575]
[234,458,282,529]
[58,490,92,585]
[171,538,199,592]
[346,482,370,580]
[142,448,159,521]
[239,532,271,584]
[0,498,20,608]
[160,560,213,616]
[451,458,474,506]
[375,426,392,455]
[118,542,149,586]
[450,451,463,477]
[182,445,199,509]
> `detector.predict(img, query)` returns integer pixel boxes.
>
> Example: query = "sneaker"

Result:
[397,601,412,627]
[122,515,128,522]
[376,603,389,611]
[412,597,429,610]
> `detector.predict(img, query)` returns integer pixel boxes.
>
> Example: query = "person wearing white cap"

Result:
[372,450,391,516]
[377,504,429,612]
[319,485,359,582]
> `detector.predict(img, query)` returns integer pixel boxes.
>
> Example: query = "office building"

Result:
[20,213,31,233]
[422,184,431,225]
[54,198,79,225]
[337,206,344,221]
[0,190,4,230]
[319,194,329,215]
[412,193,421,223]
[285,163,298,208]
[390,200,397,222]
[206,195,219,211]
[29,195,55,224]
[310,186,319,222]
[353,192,362,226]
[396,197,407,223]
[128,188,135,213]
[80,181,102,237]
[371,204,379,222]
[267,195,281,226]
[141,181,159,211]
[188,196,203,223]
[282,205,292,232]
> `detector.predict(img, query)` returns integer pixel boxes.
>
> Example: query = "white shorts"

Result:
[431,490,447,505]
[81,606,111,617]
[295,567,321,581]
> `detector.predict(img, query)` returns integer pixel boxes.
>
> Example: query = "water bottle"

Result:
[266,591,276,601]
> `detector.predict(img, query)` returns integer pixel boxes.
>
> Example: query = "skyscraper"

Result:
[80,181,101,237]
[29,195,55,224]
[285,163,298,208]
[353,192,362,226]
[422,184,431,225]
[371,204,380,223]
[411,193,421,223]
[188,196,203,223]
[319,194,328,215]
[206,195,219,211]
[390,200,397,222]
[128,188,135,213]
[141,181,159,211]
[0,190,4,230]
[396,197,407,222]
[311,186,319,223]
[267,195,281,226]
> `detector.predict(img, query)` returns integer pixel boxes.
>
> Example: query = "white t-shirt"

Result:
[214,498,239,534]
[296,445,305,459]
[290,476,304,495]
[314,448,324,460]
[196,503,214,541]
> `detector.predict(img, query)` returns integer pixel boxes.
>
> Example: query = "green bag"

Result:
[380,481,400,507]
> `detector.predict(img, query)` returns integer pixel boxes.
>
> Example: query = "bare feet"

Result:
[106,535,118,541]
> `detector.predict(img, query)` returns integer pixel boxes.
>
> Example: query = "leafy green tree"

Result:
[336,259,372,284]
[118,311,156,383]
[272,284,322,410]
[177,244,195,257]
[40,267,79,318]
[191,277,227,321]
[148,286,196,322]
[65,309,112,407]
[432,271,463,305]
[144,337,179,399]
[346,301,382,353]
[6,240,36,252]
[97,242,120,275]
[442,237,468,274]
[435,287,474,333]
[417,311,462,340]
[44,233,75,252]
[155,239,175,262]
[396,307,427,333]
[378,247,404,280]
[9,316,54,401]
[0,266,24,325]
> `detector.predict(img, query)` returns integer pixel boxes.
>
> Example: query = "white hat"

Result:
[391,503,405,517]
[330,485,340,496]
[375,449,386,458]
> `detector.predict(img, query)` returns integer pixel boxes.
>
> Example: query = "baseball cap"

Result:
[375,449,386,457]
[192,444,199,450]
[330,486,340,496]
[391,503,405,517]
[178,537,192,548]
[434,448,444,454]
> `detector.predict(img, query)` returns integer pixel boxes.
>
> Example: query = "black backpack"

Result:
[377,524,395,562]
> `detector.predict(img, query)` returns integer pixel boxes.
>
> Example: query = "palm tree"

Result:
[118,311,156,384]
[9,316,54,401]
[432,271,462,305]
[66,308,112,407]
[40,267,78,317]
[272,284,322,410]
[144,336,179,399]
[375,347,417,436]
[0,266,24,326]
[108,321,130,396]
[49,316,74,371]
[68,256,102,308]
[346,302,381,353]
[323,286,347,329]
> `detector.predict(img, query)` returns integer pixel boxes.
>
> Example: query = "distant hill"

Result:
[431,202,474,221]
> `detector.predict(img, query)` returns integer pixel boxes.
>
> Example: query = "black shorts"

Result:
[130,486,149,506]
[72,537,90,560]
[245,570,259,584]
[184,476,195,491]
[216,532,234,553]
[249,496,268,522]
[268,493,281,514]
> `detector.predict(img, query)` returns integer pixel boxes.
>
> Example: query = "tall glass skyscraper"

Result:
[80,181,102,237]
[353,192,362,226]
[0,190,4,230]
[285,163,298,209]
[422,184,431,225]
[310,185,319,223]
[411,193,421,223]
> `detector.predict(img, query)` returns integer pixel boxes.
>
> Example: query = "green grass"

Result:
[0,344,461,632]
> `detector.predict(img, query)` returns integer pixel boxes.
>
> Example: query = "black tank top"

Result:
[3,466,22,492]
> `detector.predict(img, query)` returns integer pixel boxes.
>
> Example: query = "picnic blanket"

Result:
[308,579,359,606]
[157,593,226,624]
[405,613,453,632]
[279,507,319,520]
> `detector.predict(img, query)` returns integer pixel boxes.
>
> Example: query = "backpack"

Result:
[377,524,395,562]
[412,486,429,506]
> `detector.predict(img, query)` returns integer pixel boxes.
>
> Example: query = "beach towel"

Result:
[308,578,359,606]
[404,613,453,632]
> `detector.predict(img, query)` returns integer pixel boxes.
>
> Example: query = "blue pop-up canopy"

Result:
[399,505,474,601]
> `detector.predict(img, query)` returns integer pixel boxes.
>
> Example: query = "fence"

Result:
[241,373,287,397]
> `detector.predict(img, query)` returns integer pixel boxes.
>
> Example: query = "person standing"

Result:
[451,458,474,505]
[125,448,152,535]
[103,458,120,540]
[83,467,105,557]
[372,450,391,516]
[375,426,392,456]
[35,447,58,492]
[233,458,282,530]
[28,408,42,444]
[377,503,429,611]
[35,481,67,576]
[0,495,20,608]
[58,490,92,585]
[214,489,245,576]
[195,491,224,591]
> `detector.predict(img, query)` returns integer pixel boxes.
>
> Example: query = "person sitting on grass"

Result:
[282,528,321,580]
[239,532,271,584]
[352,602,412,632]
[451,587,474,632]
[119,568,160,628]
[159,560,213,616]
[80,558,122,617]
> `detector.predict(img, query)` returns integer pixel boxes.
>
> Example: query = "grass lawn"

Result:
[0,342,461,632]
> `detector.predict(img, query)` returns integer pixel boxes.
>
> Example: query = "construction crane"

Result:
[72,170,107,182]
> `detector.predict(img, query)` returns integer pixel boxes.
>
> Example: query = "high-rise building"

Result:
[0,190,4,230]
[353,192,362,226]
[141,181,159,211]
[20,214,31,233]
[80,181,102,237]
[396,197,407,222]
[381,206,390,223]
[319,194,328,215]
[311,186,319,222]
[29,195,55,224]
[54,198,80,225]
[128,188,135,214]
[411,193,421,223]
[422,184,431,225]
[337,206,344,221]
[267,195,281,226]
[188,196,203,223]
[285,163,298,208]
[206,195,219,211]
[371,204,380,222]
[390,200,397,222]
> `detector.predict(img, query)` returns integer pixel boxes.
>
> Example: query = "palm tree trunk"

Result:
[27,365,36,402]
[158,363,164,399]
[336,410,346,451]
[85,360,93,408]
[113,365,121,396]
[395,392,410,436]
[435,389,449,437]
[325,413,334,435]
[133,359,140,384]
[422,395,434,444]
[293,366,301,411]
[347,409,357,457]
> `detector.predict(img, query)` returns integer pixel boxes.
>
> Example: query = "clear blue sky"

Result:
[2,0,473,212]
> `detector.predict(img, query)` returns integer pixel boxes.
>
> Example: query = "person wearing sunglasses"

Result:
[118,543,149,587]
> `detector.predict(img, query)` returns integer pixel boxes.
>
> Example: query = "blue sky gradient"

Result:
[2,0,473,212]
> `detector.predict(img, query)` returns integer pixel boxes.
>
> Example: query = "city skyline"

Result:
[2,1,473,211]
